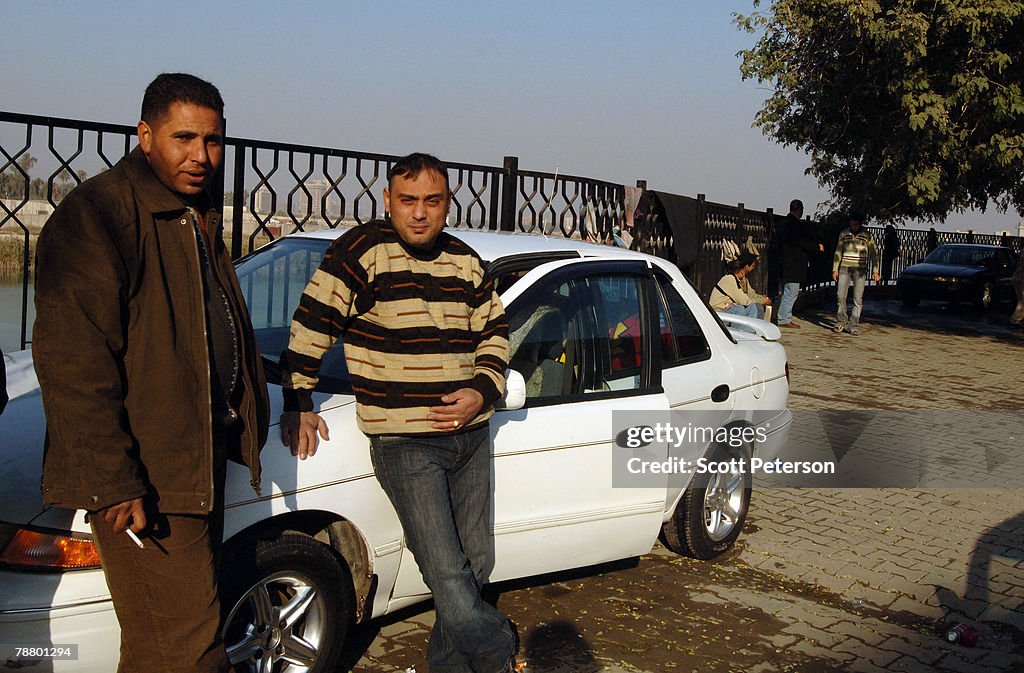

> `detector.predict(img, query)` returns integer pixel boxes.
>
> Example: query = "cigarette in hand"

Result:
[125,528,145,549]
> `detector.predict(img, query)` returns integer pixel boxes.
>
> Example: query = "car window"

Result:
[234,238,351,392]
[507,270,649,404]
[656,275,711,366]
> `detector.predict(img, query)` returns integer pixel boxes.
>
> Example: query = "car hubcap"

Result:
[224,572,324,673]
[703,470,745,541]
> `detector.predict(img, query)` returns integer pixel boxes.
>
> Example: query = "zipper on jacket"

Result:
[190,208,263,499]
[187,207,216,512]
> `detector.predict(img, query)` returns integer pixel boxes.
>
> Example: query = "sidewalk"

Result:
[343,299,1024,673]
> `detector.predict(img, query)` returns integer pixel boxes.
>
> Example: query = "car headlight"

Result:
[0,521,102,571]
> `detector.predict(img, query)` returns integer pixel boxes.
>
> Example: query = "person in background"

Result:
[832,210,881,335]
[881,224,900,283]
[926,227,939,255]
[710,250,771,319]
[777,199,824,328]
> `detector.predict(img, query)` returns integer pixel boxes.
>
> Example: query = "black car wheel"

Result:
[661,442,752,559]
[221,532,353,673]
[900,291,920,308]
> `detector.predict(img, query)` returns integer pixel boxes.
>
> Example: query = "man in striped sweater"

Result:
[279,153,517,672]
[831,210,880,335]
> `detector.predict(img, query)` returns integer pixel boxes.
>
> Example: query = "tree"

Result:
[736,0,1024,222]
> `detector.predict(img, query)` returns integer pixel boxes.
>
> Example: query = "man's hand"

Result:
[281,411,330,460]
[818,244,825,252]
[764,297,772,306]
[832,271,839,281]
[429,388,484,431]
[872,272,881,282]
[102,498,146,534]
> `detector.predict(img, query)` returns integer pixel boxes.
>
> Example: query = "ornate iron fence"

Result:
[3,109,1022,350]
[0,110,627,349]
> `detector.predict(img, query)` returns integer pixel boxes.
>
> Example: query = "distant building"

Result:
[253,185,274,215]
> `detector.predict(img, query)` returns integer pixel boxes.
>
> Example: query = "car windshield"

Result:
[924,246,996,267]
[234,237,351,392]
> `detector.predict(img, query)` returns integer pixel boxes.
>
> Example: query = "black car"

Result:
[898,244,1018,309]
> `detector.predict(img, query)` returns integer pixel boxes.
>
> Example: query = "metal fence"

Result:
[0,110,624,349]
[2,109,1021,350]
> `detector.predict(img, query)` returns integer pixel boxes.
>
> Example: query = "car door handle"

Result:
[711,384,730,403]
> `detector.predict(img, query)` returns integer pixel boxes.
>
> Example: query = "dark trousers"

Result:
[91,510,228,672]
[90,435,230,673]
[369,425,516,673]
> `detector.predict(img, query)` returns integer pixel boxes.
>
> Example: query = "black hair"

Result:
[388,152,450,191]
[849,210,866,223]
[789,199,803,212]
[141,73,224,124]
[726,251,758,273]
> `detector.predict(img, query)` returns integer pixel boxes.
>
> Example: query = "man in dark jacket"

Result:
[777,199,824,328]
[33,73,269,673]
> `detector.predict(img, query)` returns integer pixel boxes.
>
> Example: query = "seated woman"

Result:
[709,251,771,319]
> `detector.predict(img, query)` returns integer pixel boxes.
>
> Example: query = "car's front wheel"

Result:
[661,442,752,559]
[900,290,920,307]
[221,532,353,673]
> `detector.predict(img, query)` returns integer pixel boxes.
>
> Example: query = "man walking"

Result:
[33,73,269,672]
[777,199,824,328]
[280,153,517,672]
[832,210,881,335]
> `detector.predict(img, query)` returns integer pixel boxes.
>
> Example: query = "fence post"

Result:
[695,194,708,293]
[231,143,246,260]
[499,155,518,233]
[636,179,646,189]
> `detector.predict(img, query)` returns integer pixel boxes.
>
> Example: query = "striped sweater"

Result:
[280,220,509,436]
[833,227,880,272]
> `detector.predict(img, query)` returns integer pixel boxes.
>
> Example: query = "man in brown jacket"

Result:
[33,73,268,673]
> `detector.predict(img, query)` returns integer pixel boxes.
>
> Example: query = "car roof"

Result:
[289,226,649,264]
[935,243,1010,251]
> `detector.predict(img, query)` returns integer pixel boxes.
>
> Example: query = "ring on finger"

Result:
[453,420,459,429]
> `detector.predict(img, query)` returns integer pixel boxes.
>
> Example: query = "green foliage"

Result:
[736,0,1024,222]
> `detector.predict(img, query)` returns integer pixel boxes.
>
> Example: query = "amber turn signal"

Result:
[0,522,102,571]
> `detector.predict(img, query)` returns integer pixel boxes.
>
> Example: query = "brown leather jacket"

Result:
[34,147,269,515]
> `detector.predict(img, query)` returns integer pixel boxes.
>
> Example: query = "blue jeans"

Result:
[778,282,800,324]
[722,302,759,318]
[837,268,867,328]
[369,426,515,673]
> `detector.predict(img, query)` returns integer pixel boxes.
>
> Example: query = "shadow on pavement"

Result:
[801,296,1024,344]
[933,510,1024,651]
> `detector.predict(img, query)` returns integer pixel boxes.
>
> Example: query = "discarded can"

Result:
[945,623,978,647]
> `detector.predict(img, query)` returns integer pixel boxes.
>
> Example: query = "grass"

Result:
[0,233,35,273]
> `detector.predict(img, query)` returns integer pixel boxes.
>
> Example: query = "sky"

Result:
[1,0,1021,235]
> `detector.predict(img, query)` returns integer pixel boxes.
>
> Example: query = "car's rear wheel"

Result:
[662,442,752,559]
[221,532,352,673]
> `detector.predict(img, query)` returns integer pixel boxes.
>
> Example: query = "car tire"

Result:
[974,283,994,310]
[220,532,353,673]
[661,442,752,560]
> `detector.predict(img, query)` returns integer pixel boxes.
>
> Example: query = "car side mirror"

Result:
[496,369,527,411]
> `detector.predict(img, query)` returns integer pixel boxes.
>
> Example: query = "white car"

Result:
[0,229,791,672]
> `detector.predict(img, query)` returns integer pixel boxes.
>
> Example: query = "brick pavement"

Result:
[340,299,1024,673]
